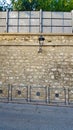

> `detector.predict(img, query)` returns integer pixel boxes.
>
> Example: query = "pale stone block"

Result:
[19,11,30,18]
[9,11,18,18]
[19,19,29,25]
[0,12,6,18]
[51,75,54,79]
[9,19,18,25]
[52,27,63,33]
[52,19,63,26]
[30,11,39,18]
[0,81,2,85]
[8,27,17,32]
[42,12,51,18]
[0,27,6,32]
[30,19,39,25]
[64,12,71,18]
[52,12,64,18]
[64,27,72,33]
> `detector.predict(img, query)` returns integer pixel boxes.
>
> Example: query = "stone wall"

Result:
[0,33,73,90]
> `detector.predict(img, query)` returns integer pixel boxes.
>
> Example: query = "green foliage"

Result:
[11,0,37,11]
[0,6,3,11]
[0,0,12,11]
[10,0,73,11]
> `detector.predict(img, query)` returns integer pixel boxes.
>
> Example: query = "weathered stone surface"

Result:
[0,33,73,100]
[0,34,73,87]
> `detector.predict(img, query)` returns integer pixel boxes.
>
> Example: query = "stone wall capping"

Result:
[0,33,73,46]
[0,33,73,36]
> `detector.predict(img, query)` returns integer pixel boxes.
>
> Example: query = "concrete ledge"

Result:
[0,33,73,36]
[0,33,73,46]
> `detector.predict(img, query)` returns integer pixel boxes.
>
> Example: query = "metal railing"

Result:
[0,84,9,102]
[0,84,73,106]
[48,87,66,105]
[30,86,47,103]
[68,88,73,105]
[11,85,28,103]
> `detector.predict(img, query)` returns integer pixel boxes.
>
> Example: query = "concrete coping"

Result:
[0,33,73,46]
[0,33,73,36]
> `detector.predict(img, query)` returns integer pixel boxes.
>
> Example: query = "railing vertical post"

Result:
[51,12,52,33]
[40,9,43,33]
[48,87,50,104]
[45,86,47,103]
[6,9,9,32]
[11,84,12,101]
[63,12,64,33]
[29,11,31,33]
[8,84,10,102]
[71,10,73,33]
[64,88,66,105]
[30,86,31,102]
[68,88,70,105]
[17,11,19,32]
[27,86,28,102]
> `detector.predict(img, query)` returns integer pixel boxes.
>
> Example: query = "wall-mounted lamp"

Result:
[38,35,45,53]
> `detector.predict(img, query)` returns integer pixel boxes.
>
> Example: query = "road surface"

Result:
[0,103,73,130]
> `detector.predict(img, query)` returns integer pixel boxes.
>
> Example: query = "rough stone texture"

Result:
[0,33,73,101]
